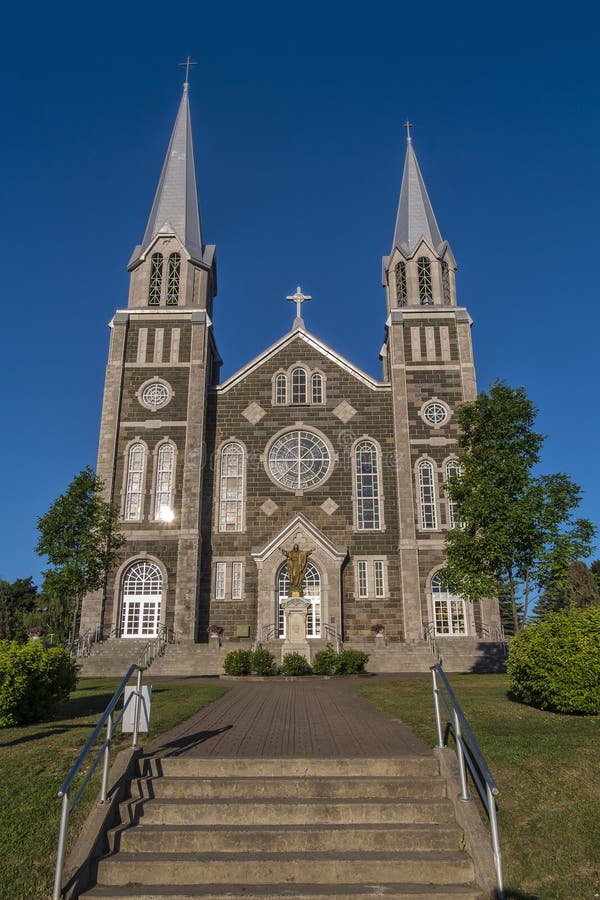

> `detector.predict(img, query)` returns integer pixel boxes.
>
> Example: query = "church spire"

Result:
[132,82,203,266]
[392,129,443,255]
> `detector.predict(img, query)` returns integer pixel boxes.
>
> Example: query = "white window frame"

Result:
[123,441,146,521]
[153,441,176,521]
[445,458,462,529]
[353,439,384,531]
[291,367,308,404]
[274,373,287,405]
[417,458,438,530]
[231,562,243,600]
[357,561,368,599]
[215,562,226,600]
[218,441,246,532]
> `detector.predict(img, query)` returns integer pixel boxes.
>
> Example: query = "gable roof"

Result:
[216,324,390,394]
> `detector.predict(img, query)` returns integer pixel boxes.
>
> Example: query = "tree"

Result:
[535,560,600,619]
[36,467,123,641]
[0,577,38,641]
[443,382,596,634]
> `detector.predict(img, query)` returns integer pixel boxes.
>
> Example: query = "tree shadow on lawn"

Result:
[0,724,102,748]
[495,891,539,899]
[54,691,116,720]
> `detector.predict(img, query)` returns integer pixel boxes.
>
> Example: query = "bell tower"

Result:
[382,128,477,641]
[80,76,219,642]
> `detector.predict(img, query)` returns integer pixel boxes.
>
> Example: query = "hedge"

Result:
[507,607,600,714]
[0,641,78,727]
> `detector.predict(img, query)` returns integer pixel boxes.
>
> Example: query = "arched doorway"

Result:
[278,563,321,638]
[432,572,467,636]
[120,561,162,638]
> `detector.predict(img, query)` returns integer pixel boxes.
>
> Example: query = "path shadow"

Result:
[155,724,233,757]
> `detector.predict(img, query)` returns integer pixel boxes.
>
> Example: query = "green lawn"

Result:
[358,675,600,900]
[0,677,229,900]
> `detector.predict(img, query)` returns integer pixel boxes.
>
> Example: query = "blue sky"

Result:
[2,3,599,585]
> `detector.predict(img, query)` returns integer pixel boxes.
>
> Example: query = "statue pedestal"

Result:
[374,632,387,650]
[281,597,311,661]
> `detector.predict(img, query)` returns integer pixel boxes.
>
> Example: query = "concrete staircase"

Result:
[82,756,484,899]
[77,640,151,677]
[77,636,506,678]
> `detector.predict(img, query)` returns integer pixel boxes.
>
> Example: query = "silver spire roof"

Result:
[135,84,203,262]
[392,136,443,254]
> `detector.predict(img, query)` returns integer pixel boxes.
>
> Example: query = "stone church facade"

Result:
[80,82,500,669]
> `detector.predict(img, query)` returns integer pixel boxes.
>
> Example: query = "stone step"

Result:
[118,822,462,854]
[140,756,439,778]
[84,883,484,899]
[96,850,475,887]
[122,797,456,827]
[130,775,447,801]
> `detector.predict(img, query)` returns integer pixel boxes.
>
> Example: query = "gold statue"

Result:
[280,544,315,594]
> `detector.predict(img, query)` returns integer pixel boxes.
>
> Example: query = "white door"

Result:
[121,561,162,638]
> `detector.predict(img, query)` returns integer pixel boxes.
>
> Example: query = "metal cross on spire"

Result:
[179,56,198,88]
[404,120,413,142]
[285,285,312,323]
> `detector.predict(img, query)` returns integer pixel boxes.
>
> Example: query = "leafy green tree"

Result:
[36,467,123,641]
[0,578,38,641]
[443,382,596,634]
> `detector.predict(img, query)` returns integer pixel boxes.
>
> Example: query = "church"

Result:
[80,79,501,673]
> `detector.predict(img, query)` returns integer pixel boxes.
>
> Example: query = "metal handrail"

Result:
[262,623,278,641]
[430,663,504,899]
[52,665,145,900]
[323,623,343,652]
[136,624,173,668]
[423,622,441,661]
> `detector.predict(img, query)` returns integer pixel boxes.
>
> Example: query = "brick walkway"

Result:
[145,679,430,759]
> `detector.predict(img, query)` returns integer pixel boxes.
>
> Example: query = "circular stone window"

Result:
[267,430,331,490]
[141,381,170,411]
[422,401,448,426]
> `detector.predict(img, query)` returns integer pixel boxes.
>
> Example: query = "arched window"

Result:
[124,442,145,521]
[278,562,321,638]
[441,260,451,304]
[154,443,175,521]
[445,459,461,529]
[275,374,287,405]
[166,253,181,306]
[395,261,407,306]
[148,254,163,306]
[218,442,245,532]
[417,256,433,305]
[291,368,307,404]
[355,440,381,530]
[311,373,324,404]
[432,572,467,635]
[121,560,162,638]
[418,460,438,529]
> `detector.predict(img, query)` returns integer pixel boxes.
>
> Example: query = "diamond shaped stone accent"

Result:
[242,402,266,425]
[261,499,278,517]
[333,400,357,423]
[320,498,339,516]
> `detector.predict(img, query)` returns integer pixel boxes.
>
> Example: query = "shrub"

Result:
[0,641,77,727]
[335,649,369,674]
[312,644,338,675]
[507,607,600,714]
[222,649,252,676]
[251,648,275,676]
[280,652,309,676]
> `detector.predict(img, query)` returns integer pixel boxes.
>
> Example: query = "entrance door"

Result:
[121,561,162,638]
[432,572,467,636]
[278,563,321,638]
